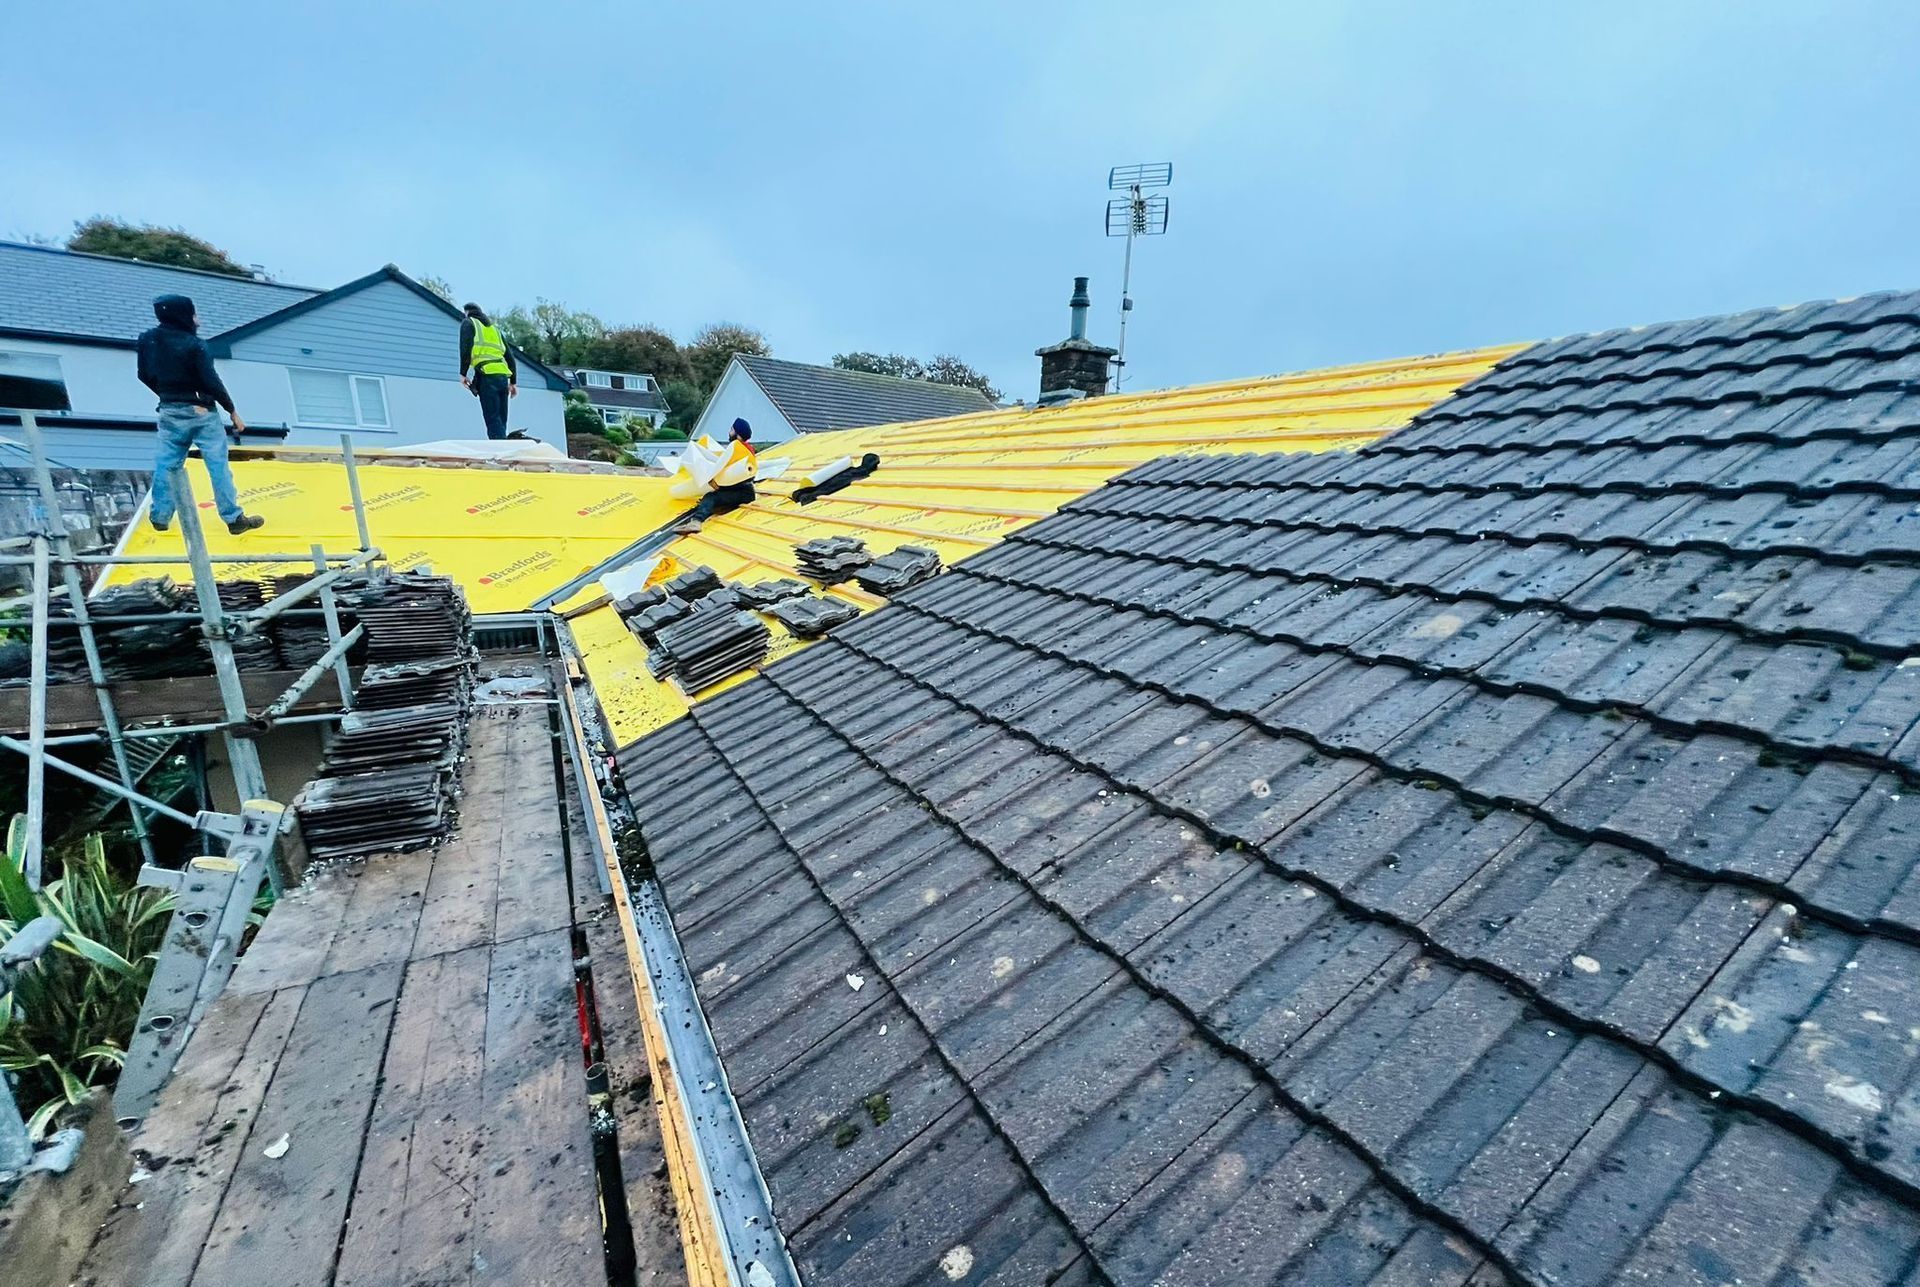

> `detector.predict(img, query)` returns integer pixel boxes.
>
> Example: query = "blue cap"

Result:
[731,417,752,440]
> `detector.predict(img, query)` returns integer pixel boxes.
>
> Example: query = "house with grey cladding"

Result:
[0,241,570,472]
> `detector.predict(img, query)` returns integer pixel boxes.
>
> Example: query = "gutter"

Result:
[555,618,798,1287]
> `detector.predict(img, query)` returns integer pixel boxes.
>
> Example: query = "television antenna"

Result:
[1105,162,1171,391]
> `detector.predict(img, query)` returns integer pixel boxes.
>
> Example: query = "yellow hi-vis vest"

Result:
[470,319,511,377]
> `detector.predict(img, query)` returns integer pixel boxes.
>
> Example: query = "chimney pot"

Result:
[1035,275,1118,401]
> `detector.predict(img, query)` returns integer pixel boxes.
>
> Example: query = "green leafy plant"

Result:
[0,824,173,1136]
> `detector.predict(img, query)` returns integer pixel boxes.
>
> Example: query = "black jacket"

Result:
[136,295,235,413]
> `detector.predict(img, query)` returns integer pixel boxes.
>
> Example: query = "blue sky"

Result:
[7,2,1920,397]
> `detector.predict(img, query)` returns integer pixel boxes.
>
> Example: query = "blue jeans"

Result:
[150,403,242,525]
[475,373,511,439]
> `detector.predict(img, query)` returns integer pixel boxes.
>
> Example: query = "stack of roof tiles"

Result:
[794,537,872,585]
[763,592,860,640]
[619,290,1920,1285]
[852,544,941,596]
[295,576,475,861]
[267,572,338,668]
[43,579,205,682]
[648,607,770,693]
[732,578,812,610]
[342,572,471,664]
[212,580,278,671]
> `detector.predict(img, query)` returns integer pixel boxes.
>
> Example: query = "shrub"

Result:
[0,827,173,1136]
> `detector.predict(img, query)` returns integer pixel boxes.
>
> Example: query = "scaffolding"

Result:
[0,414,383,1148]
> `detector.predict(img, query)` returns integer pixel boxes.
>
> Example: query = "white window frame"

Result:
[287,367,393,430]
[584,370,613,388]
[601,407,628,427]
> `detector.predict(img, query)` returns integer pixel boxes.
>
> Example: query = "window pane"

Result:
[0,350,70,412]
[289,368,355,425]
[352,376,389,427]
[586,371,612,388]
[602,408,623,426]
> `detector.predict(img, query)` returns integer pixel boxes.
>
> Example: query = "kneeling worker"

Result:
[458,303,517,439]
[674,418,756,534]
[136,294,265,535]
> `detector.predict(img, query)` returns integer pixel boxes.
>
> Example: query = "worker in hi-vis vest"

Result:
[458,303,518,440]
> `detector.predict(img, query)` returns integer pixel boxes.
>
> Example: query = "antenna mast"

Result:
[1105,162,1172,391]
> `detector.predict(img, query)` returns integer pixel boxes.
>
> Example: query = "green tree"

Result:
[660,378,707,432]
[498,299,605,365]
[833,351,1001,402]
[922,354,1001,402]
[593,326,692,385]
[686,323,771,395]
[67,217,254,278]
[419,274,456,303]
[833,351,927,380]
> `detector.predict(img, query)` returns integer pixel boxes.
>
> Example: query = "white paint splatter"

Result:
[262,1133,290,1159]
[1824,1078,1885,1114]
[991,956,1016,981]
[846,973,865,991]
[1710,997,1754,1033]
[1862,1010,1890,1025]
[1571,955,1601,975]
[939,1244,975,1280]
[921,887,941,906]
[1250,778,1272,798]
[1409,611,1465,639]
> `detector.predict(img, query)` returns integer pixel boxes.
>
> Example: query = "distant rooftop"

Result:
[735,353,995,433]
[0,240,319,344]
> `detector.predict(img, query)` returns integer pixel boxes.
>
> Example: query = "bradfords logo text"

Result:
[340,485,427,513]
[575,494,639,518]
[199,480,299,509]
[464,489,538,516]
[477,550,562,586]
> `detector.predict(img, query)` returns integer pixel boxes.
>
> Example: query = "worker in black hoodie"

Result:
[135,294,264,535]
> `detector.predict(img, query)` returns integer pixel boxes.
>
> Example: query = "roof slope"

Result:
[619,291,1920,1285]
[205,264,573,392]
[736,354,996,432]
[0,240,318,343]
[575,345,1519,743]
[105,452,680,613]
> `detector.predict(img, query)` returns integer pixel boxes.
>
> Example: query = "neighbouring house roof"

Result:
[0,240,319,345]
[576,385,669,413]
[615,290,1920,1285]
[0,245,573,394]
[205,264,573,392]
[734,354,997,432]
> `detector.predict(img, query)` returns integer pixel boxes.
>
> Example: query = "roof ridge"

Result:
[0,238,322,293]
[738,352,994,399]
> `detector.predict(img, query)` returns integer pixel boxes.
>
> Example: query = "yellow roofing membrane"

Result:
[105,453,681,614]
[574,343,1522,746]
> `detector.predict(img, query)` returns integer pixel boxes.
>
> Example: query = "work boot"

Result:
[149,515,171,533]
[673,518,704,535]
[227,514,265,535]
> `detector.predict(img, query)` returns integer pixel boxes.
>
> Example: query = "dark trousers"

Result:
[690,481,755,521]
[475,373,511,439]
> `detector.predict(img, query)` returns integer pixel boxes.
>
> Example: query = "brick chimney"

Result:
[1035,276,1117,401]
